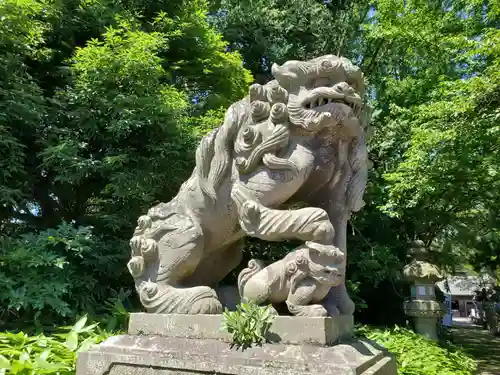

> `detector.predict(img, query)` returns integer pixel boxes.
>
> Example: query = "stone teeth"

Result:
[305,96,358,109]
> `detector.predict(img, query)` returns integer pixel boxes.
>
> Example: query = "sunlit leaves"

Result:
[0,315,110,374]
[374,2,500,271]
[358,326,477,375]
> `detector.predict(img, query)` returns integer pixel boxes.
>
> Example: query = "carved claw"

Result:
[130,236,142,256]
[134,215,152,236]
[141,238,158,259]
[127,256,144,278]
[241,200,261,227]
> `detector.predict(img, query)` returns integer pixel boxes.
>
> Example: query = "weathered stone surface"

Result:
[128,313,353,346]
[127,54,370,316]
[76,335,397,375]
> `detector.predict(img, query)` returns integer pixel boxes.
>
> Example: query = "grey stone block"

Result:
[76,334,397,375]
[77,314,396,375]
[128,313,354,346]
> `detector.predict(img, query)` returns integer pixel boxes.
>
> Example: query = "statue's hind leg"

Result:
[183,239,245,287]
[128,213,223,314]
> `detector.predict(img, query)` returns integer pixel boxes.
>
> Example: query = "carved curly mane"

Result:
[195,100,251,200]
[194,81,300,200]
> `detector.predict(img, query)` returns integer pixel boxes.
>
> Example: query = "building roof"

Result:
[436,276,486,297]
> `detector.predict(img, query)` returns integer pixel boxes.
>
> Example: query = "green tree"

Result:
[210,0,372,83]
[358,0,500,300]
[380,23,500,273]
[0,0,251,321]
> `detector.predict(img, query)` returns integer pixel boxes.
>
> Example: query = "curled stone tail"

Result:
[237,259,264,298]
[138,282,222,314]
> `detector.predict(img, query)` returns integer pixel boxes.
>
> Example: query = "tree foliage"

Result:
[210,0,372,83]
[373,2,500,274]
[0,0,251,321]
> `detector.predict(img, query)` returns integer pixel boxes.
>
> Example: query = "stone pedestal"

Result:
[76,313,397,375]
[404,300,445,341]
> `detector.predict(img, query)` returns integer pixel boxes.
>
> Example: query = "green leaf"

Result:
[65,331,79,351]
[77,336,99,353]
[72,315,88,333]
[0,355,10,369]
[18,352,29,363]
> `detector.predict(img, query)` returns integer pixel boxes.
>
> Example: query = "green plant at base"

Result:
[221,302,275,350]
[99,288,133,332]
[0,315,111,374]
[356,325,477,375]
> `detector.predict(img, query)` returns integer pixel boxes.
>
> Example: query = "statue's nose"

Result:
[333,82,354,95]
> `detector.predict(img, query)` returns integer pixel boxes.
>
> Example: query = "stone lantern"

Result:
[402,241,445,341]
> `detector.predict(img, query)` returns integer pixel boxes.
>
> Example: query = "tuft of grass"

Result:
[221,302,275,350]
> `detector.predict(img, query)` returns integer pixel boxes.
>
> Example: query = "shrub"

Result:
[0,222,131,324]
[357,326,477,375]
[0,316,111,374]
[221,302,275,350]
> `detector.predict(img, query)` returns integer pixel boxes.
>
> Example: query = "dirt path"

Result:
[452,320,500,375]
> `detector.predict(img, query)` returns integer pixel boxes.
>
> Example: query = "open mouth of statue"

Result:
[302,94,363,117]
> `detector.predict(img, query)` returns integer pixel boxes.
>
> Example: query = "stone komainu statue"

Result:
[127,55,369,316]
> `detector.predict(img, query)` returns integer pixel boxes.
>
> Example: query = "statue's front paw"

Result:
[240,200,262,233]
[242,200,260,220]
